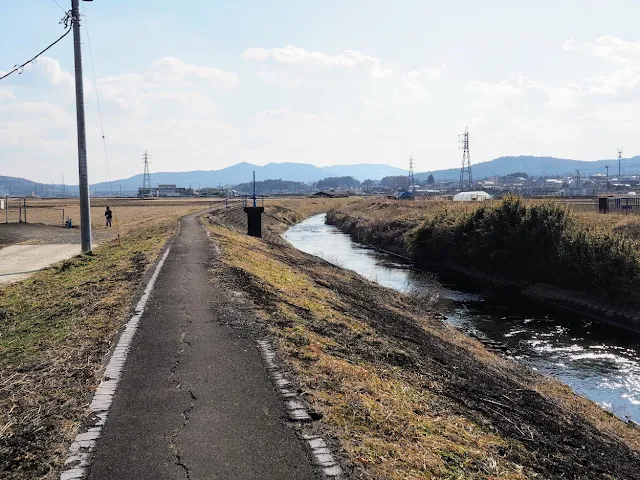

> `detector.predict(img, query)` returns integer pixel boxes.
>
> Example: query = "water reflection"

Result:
[284,214,640,423]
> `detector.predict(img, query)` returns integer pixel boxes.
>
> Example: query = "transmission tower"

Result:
[618,148,623,179]
[142,151,152,198]
[409,156,416,195]
[459,127,473,191]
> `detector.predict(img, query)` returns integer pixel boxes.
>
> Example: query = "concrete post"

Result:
[72,0,93,253]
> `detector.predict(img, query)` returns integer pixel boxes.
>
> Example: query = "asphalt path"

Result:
[88,214,318,480]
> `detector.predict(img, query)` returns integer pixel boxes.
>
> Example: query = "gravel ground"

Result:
[0,223,114,248]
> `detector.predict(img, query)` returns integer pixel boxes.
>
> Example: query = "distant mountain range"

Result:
[87,162,409,192]
[3,156,640,196]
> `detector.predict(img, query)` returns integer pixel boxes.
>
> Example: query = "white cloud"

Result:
[96,58,237,114]
[151,57,239,88]
[402,65,447,98]
[467,73,577,108]
[0,102,74,151]
[0,57,74,90]
[0,56,240,182]
[360,96,380,113]
[255,108,292,119]
[257,67,302,87]
[575,65,640,95]
[243,45,393,78]
[562,36,640,96]
[563,35,640,63]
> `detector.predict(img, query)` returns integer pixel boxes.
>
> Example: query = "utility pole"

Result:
[72,0,92,253]
[605,165,610,194]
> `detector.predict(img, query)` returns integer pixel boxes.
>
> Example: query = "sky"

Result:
[2,0,640,183]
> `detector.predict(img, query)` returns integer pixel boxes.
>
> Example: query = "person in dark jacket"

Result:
[105,206,113,228]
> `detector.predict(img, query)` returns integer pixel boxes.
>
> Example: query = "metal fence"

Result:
[602,196,640,214]
[558,197,640,215]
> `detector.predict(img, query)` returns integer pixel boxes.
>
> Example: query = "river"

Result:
[283,213,640,423]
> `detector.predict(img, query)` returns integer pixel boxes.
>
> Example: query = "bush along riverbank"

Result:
[327,197,640,329]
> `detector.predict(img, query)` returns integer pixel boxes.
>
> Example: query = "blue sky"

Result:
[2,0,640,183]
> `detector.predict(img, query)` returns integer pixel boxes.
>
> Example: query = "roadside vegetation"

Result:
[207,199,640,480]
[0,202,206,479]
[327,196,640,307]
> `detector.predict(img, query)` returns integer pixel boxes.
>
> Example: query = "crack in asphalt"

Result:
[166,258,196,479]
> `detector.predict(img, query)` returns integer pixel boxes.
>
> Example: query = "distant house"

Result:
[138,184,194,198]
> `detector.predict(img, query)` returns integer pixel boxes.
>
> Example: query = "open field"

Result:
[0,201,208,479]
[16,197,218,235]
[205,198,640,479]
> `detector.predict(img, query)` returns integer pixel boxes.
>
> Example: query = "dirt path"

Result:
[86,214,318,480]
[0,223,114,248]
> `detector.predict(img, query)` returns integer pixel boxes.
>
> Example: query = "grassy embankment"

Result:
[327,196,640,308]
[0,201,209,479]
[207,198,640,480]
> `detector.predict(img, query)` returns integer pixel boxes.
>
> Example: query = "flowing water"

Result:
[284,214,640,423]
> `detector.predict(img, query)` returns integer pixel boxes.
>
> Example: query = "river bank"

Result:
[326,197,640,333]
[207,198,640,480]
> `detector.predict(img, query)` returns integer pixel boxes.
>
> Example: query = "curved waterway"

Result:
[284,214,640,423]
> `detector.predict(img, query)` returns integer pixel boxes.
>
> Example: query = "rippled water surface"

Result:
[284,214,640,422]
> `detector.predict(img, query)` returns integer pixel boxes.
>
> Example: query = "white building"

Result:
[453,191,494,202]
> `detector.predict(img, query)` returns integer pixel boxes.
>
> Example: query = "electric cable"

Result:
[82,2,121,245]
[0,29,71,81]
[51,0,66,13]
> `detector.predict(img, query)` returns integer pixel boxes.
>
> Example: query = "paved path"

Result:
[88,214,318,480]
[0,244,81,284]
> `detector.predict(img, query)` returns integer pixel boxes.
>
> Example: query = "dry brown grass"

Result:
[0,203,203,479]
[207,223,529,479]
[204,202,640,479]
[22,198,215,235]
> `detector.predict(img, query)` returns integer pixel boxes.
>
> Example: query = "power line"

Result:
[51,0,66,12]
[82,2,121,244]
[0,11,72,81]
[82,2,112,192]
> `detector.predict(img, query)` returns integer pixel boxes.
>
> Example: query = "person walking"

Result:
[105,206,113,228]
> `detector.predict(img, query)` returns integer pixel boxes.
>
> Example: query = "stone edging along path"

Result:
[59,244,173,480]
